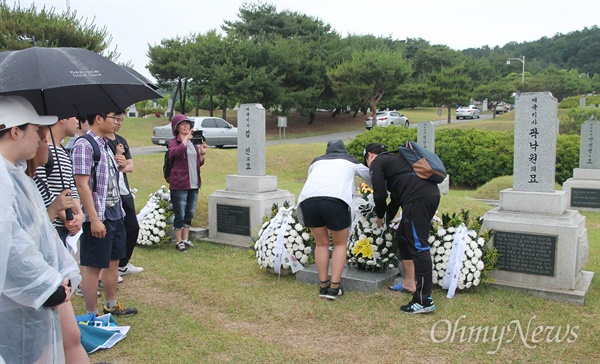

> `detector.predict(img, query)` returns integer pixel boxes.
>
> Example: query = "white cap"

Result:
[0,95,58,131]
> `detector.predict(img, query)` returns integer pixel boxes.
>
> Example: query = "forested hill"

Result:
[461,26,599,76]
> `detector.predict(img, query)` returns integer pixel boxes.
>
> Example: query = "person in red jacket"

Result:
[168,115,209,252]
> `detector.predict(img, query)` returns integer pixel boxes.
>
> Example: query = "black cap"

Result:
[363,143,387,166]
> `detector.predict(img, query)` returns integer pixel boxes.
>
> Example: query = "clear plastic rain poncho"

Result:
[0,156,81,363]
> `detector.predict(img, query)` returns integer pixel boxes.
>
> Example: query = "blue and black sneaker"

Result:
[400,296,436,314]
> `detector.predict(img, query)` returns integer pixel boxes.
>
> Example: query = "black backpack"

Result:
[77,134,101,192]
[163,149,172,183]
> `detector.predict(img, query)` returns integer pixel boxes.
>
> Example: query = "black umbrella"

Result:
[0,47,162,119]
[120,65,159,90]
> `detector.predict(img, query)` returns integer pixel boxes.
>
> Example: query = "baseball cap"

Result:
[0,95,57,131]
[363,143,388,166]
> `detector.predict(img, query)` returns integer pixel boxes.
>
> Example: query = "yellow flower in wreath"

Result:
[352,236,374,258]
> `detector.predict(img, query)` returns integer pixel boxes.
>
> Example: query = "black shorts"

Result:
[300,197,351,231]
[80,219,126,268]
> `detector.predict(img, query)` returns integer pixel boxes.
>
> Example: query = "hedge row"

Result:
[346,127,580,188]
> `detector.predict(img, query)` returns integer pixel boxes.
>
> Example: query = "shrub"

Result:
[559,107,600,135]
[556,134,580,185]
[174,99,193,114]
[347,126,579,189]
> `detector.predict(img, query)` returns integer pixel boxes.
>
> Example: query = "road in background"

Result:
[131,113,494,156]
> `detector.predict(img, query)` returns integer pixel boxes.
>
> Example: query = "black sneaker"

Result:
[103,301,138,317]
[325,285,344,300]
[176,242,187,253]
[400,296,436,314]
[319,284,330,298]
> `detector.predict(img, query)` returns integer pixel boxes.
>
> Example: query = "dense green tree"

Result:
[147,37,194,115]
[327,48,413,121]
[0,3,118,59]
[473,79,515,118]
[524,66,593,100]
[427,65,472,123]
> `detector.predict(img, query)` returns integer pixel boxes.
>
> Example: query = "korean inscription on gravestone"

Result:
[494,231,556,276]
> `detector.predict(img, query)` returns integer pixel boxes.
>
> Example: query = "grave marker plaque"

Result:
[571,188,600,208]
[216,204,250,236]
[494,231,556,276]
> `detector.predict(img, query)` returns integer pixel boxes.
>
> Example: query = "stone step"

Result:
[295,263,404,293]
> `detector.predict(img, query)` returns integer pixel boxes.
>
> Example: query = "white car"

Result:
[151,116,237,148]
[455,106,480,120]
[365,111,409,129]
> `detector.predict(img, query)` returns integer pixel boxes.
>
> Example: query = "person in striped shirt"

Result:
[35,116,84,244]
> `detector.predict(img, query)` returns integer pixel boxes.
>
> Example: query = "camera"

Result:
[192,129,205,145]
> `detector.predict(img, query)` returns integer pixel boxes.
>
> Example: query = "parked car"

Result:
[455,105,480,119]
[365,111,409,129]
[495,102,510,114]
[151,116,238,148]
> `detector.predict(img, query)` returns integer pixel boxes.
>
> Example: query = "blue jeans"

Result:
[170,189,199,229]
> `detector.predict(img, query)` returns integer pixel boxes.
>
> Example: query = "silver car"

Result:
[455,105,481,120]
[151,116,238,148]
[365,111,410,129]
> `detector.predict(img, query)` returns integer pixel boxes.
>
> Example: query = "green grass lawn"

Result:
[76,111,600,363]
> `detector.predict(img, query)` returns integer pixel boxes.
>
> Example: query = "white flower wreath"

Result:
[136,186,173,246]
[430,211,496,295]
[254,205,314,273]
[347,194,397,272]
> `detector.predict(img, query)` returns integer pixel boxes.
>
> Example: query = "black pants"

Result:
[396,195,441,304]
[119,194,140,267]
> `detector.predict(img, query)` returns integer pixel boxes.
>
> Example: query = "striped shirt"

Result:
[72,130,122,222]
[35,145,80,228]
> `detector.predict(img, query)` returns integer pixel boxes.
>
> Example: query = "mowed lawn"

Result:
[70,110,600,363]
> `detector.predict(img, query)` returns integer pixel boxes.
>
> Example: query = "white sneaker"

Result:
[118,263,144,276]
[118,275,124,283]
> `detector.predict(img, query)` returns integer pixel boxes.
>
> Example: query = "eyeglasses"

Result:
[104,115,124,122]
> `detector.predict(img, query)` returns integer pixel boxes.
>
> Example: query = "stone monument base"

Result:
[296,263,402,293]
[562,168,600,212]
[208,175,295,248]
[438,174,449,195]
[492,271,594,305]
[482,206,592,305]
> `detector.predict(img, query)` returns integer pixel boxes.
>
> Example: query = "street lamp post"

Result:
[507,56,526,83]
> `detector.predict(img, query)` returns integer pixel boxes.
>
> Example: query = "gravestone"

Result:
[579,97,586,108]
[562,117,600,211]
[207,104,295,246]
[165,99,173,118]
[417,122,449,194]
[482,92,593,305]
[128,104,138,118]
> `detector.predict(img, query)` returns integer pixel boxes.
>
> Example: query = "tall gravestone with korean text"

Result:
[417,121,448,194]
[482,92,593,305]
[562,116,600,212]
[207,104,295,246]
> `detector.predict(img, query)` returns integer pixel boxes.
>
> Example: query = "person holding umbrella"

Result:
[72,110,138,317]
[35,115,85,243]
[0,95,82,363]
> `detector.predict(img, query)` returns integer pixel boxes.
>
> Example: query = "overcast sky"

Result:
[14,0,600,81]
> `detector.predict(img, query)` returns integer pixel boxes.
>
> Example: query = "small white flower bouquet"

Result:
[430,210,497,291]
[347,194,398,272]
[253,203,315,273]
[136,186,173,246]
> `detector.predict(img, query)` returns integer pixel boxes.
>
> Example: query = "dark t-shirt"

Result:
[106,134,132,195]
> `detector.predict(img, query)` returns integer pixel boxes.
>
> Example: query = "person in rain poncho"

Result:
[297,139,371,300]
[0,95,82,363]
